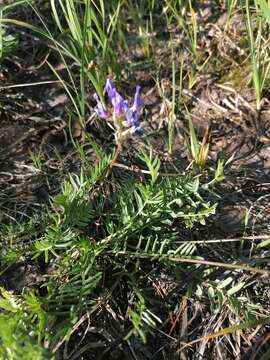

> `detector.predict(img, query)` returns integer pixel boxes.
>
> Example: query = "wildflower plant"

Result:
[94,78,144,143]
[2,1,270,358]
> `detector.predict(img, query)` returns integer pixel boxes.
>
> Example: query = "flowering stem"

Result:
[110,141,123,170]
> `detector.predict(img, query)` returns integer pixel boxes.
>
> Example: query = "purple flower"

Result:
[131,86,143,112]
[123,86,143,130]
[105,79,115,100]
[123,100,140,130]
[94,78,143,133]
[105,79,123,115]
[93,93,108,119]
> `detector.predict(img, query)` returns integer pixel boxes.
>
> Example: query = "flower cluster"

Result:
[93,79,143,137]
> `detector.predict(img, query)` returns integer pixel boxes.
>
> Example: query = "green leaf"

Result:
[217,277,233,290]
[227,282,245,296]
[257,238,270,248]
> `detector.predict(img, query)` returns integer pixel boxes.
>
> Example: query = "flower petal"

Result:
[105,79,123,115]
[105,79,115,100]
[93,93,108,119]
[123,100,140,129]
[131,85,143,112]
[111,89,124,115]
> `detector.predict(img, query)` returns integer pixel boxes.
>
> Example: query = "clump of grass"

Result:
[164,0,200,88]
[1,0,122,130]
[245,0,270,110]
